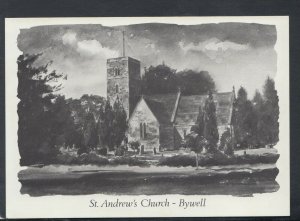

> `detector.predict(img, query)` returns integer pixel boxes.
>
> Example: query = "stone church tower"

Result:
[106,56,141,118]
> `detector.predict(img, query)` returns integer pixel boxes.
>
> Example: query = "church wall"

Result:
[128,99,160,152]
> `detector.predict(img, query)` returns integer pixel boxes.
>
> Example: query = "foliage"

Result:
[190,91,219,152]
[17,53,66,165]
[158,154,196,167]
[97,147,108,156]
[191,105,205,135]
[80,94,106,120]
[129,140,140,151]
[97,98,128,151]
[261,77,279,145]
[97,99,114,150]
[185,131,208,169]
[142,64,215,95]
[203,91,219,150]
[142,64,177,94]
[112,98,128,148]
[110,156,149,167]
[56,152,78,164]
[77,152,109,165]
[129,140,140,156]
[83,112,98,149]
[233,87,257,149]
[220,128,234,156]
[251,90,265,146]
[177,70,216,95]
[47,95,78,150]
[68,94,106,150]
[185,133,207,154]
[158,151,279,167]
[115,146,126,156]
[233,77,279,149]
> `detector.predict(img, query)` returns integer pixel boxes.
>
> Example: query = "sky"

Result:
[17,22,277,99]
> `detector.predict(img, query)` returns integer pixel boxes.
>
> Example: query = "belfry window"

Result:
[114,68,120,76]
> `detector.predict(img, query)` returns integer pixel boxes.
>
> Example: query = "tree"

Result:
[48,95,76,149]
[17,53,64,165]
[129,140,140,157]
[142,64,177,94]
[97,99,114,150]
[252,90,264,108]
[203,91,219,151]
[142,64,216,96]
[185,132,208,169]
[251,90,264,146]
[261,77,279,145]
[112,98,128,149]
[80,94,106,120]
[233,87,256,149]
[82,112,98,151]
[191,105,205,135]
[68,94,106,151]
[177,70,216,95]
[220,128,234,156]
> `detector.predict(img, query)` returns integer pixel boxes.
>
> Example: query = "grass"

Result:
[109,156,150,167]
[55,147,279,167]
[158,150,279,167]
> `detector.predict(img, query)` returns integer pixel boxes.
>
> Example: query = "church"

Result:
[106,55,235,153]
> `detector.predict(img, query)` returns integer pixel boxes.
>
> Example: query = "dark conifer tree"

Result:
[261,77,279,145]
[203,91,219,150]
[112,98,128,149]
[82,112,98,150]
[98,99,114,150]
[234,87,256,148]
[17,53,64,165]
[191,105,205,136]
[252,90,264,146]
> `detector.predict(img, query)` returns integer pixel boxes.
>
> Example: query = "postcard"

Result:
[5,16,290,218]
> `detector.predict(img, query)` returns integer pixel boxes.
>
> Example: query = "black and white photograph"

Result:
[5,16,290,218]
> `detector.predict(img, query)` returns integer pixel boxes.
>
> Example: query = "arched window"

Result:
[143,123,147,138]
[140,123,143,138]
[115,84,119,93]
[139,122,147,139]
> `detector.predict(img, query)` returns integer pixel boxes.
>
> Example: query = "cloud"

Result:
[179,38,249,63]
[179,38,249,53]
[76,40,117,57]
[18,23,276,98]
[145,43,155,49]
[61,31,118,58]
[62,32,77,45]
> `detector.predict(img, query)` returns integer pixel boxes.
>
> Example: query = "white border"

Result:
[5,16,290,218]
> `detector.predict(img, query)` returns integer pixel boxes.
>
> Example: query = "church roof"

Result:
[143,94,178,124]
[140,92,234,127]
[175,92,234,127]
